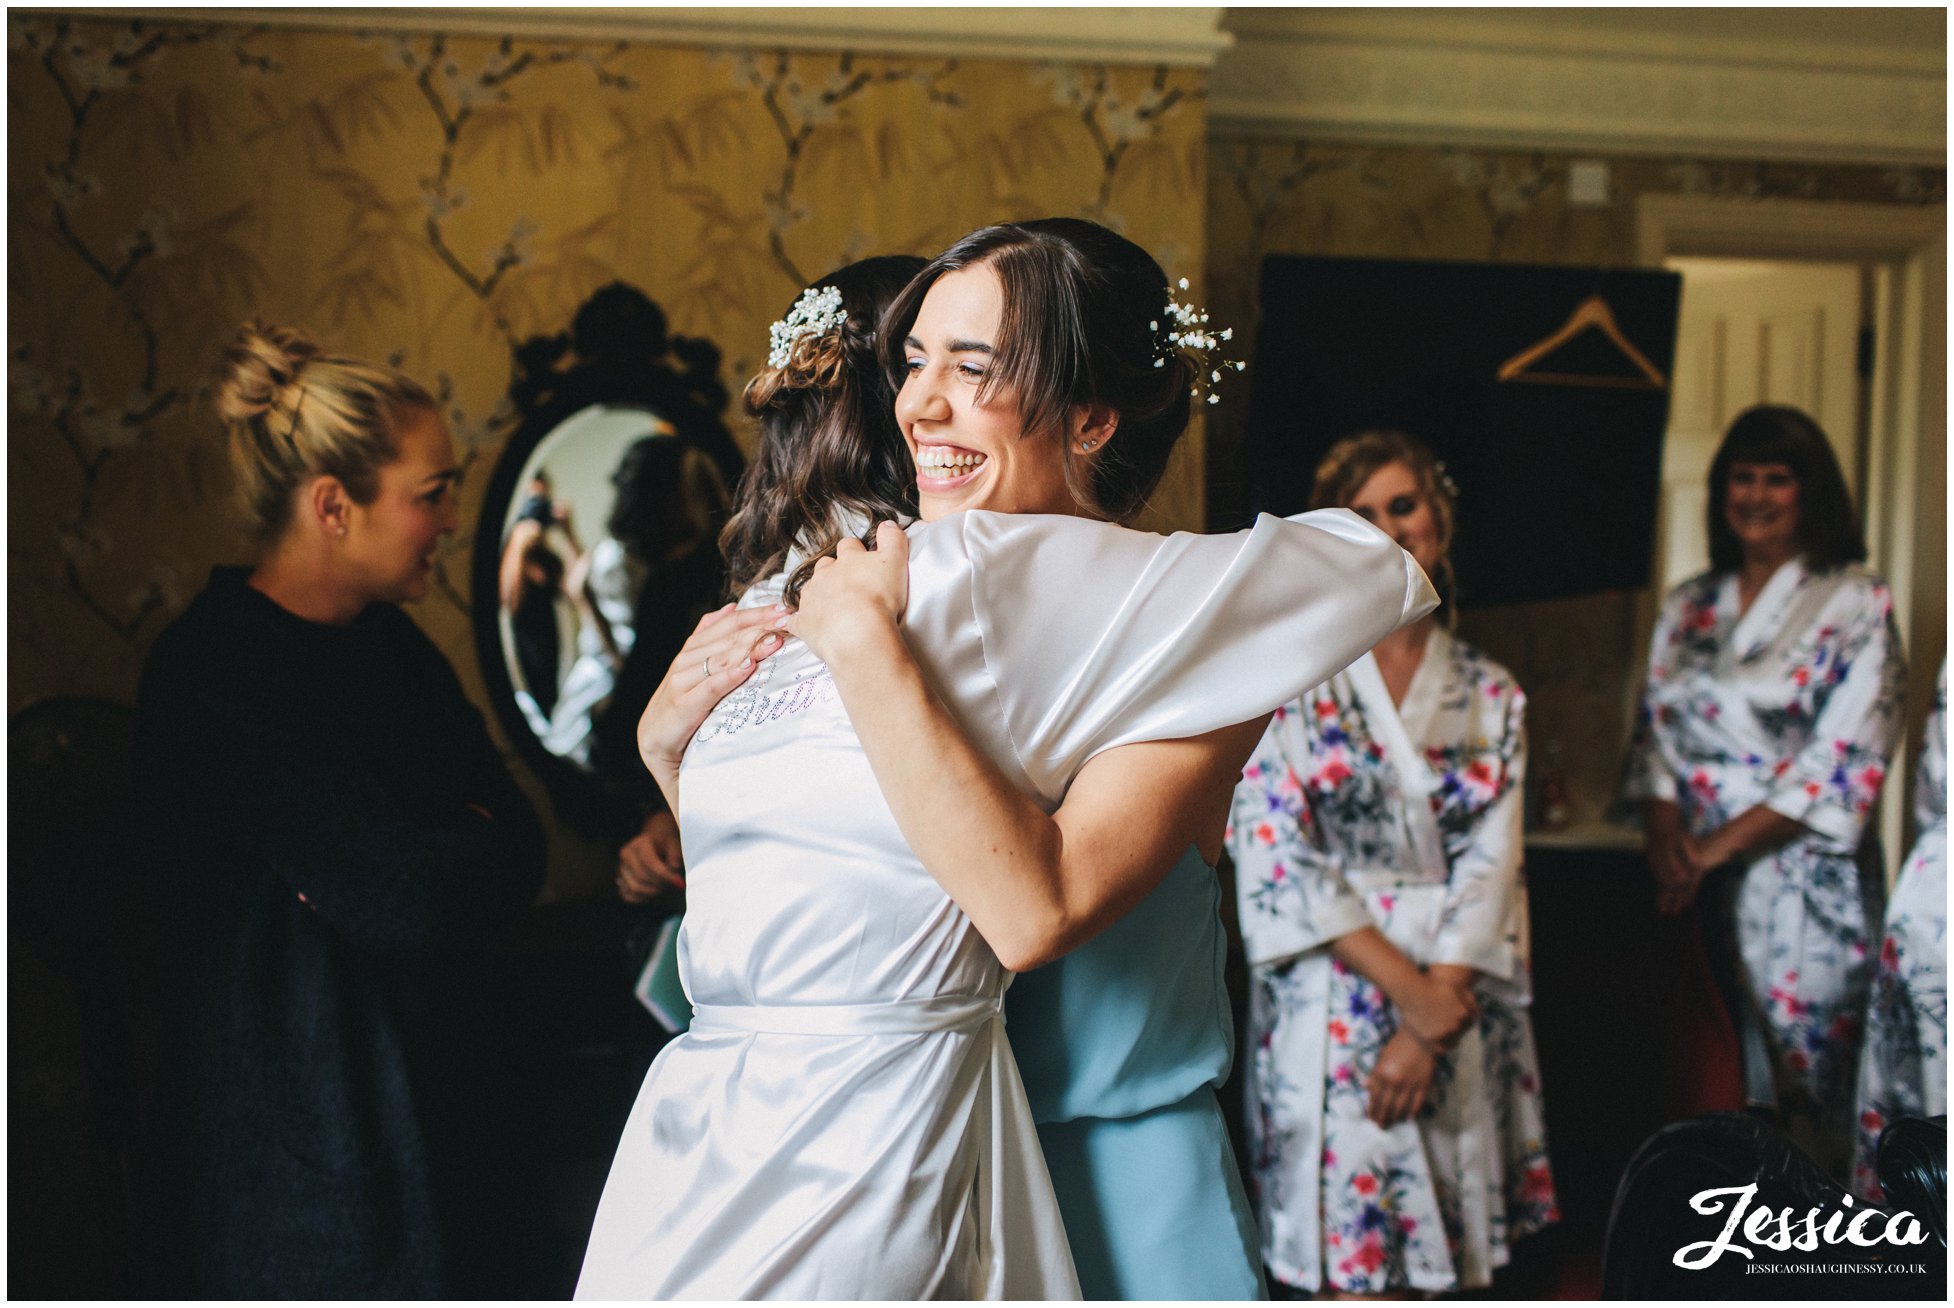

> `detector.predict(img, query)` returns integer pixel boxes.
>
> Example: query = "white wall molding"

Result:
[1212,9,1944,166]
[1635,194,1948,265]
[90,7,1234,69]
[1636,191,1947,878]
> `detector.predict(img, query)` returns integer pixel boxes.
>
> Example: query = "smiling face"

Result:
[895,264,1077,521]
[1346,459,1447,577]
[341,406,460,604]
[1722,459,1800,562]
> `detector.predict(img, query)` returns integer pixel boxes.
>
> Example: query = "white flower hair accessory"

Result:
[1152,277,1245,406]
[767,284,848,369]
[1434,458,1461,501]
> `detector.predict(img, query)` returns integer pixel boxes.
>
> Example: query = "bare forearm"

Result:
[824,624,1070,967]
[793,522,1254,971]
[1644,798,1683,837]
[1330,927,1427,1007]
[1698,804,1803,869]
[649,760,680,815]
[1331,926,1478,1049]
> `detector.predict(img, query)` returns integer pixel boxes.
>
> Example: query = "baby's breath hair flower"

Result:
[767,285,847,368]
[1435,458,1462,501]
[1154,276,1245,405]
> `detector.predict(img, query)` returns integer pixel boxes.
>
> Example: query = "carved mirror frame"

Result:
[471,283,743,836]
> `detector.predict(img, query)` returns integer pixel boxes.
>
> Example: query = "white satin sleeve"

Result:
[910,508,1437,804]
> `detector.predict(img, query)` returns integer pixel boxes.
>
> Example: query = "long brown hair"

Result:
[879,218,1199,523]
[719,255,925,604]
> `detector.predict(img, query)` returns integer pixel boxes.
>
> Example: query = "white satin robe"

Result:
[574,508,1436,1300]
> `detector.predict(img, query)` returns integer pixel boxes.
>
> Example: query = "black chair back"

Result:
[1602,1111,1946,1299]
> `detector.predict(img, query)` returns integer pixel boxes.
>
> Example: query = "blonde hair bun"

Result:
[214,320,323,426]
[212,319,433,543]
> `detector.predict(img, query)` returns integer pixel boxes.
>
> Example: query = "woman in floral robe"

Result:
[1623,405,1906,1178]
[1854,663,1945,1199]
[1227,431,1558,1295]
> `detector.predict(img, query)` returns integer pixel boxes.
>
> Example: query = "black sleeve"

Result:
[146,625,545,959]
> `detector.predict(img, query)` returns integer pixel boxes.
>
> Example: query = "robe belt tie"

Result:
[689,994,1003,1038]
[688,989,1078,1296]
[1339,864,1449,891]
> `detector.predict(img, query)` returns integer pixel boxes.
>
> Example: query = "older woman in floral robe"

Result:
[1624,553,1906,1175]
[1625,405,1908,1179]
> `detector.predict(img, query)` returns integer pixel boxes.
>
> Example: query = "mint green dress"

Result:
[1007,847,1266,1300]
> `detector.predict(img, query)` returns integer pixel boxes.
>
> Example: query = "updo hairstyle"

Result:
[1310,428,1459,614]
[879,217,1199,523]
[721,255,926,604]
[214,320,436,544]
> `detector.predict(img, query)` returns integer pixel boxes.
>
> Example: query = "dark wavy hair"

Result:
[879,218,1199,523]
[719,255,926,604]
[606,436,686,563]
[1706,404,1866,573]
[606,433,729,566]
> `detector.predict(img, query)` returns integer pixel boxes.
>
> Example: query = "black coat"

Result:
[132,569,546,1298]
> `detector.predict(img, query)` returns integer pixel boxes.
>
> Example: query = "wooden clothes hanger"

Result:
[1496,292,1668,390]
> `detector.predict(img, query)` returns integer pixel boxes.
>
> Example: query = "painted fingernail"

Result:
[739,657,753,670]
[761,634,780,648]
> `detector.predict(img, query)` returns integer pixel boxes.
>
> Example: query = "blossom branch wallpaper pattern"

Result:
[9,15,1209,766]
[13,13,1939,881]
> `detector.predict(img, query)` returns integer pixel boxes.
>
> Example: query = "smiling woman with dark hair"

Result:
[1624,402,1906,1181]
[577,226,1436,1299]
[1706,404,1867,573]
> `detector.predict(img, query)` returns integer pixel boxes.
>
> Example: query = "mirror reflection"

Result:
[497,404,732,774]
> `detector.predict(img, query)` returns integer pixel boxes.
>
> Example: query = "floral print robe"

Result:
[1854,663,1946,1199]
[1226,629,1558,1294]
[1623,558,1906,1175]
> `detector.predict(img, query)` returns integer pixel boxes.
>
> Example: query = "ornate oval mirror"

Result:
[474,284,743,840]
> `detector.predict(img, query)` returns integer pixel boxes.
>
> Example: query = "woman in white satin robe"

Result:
[576,236,1435,1299]
[1227,432,1557,1295]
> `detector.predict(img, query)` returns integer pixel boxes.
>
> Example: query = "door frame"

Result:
[1637,193,1947,871]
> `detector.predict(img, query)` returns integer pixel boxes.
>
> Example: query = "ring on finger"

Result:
[702,653,712,678]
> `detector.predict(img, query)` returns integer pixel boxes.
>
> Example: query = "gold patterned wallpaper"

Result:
[13,12,1943,868]
[8,15,1209,873]
[1205,137,1947,830]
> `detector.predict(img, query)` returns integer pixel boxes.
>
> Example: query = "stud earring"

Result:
[1079,439,1097,452]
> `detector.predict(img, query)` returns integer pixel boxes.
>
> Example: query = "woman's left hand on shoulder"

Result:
[787,520,909,666]
[639,602,788,778]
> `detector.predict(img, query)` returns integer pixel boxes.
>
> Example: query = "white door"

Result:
[1654,258,1864,590]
